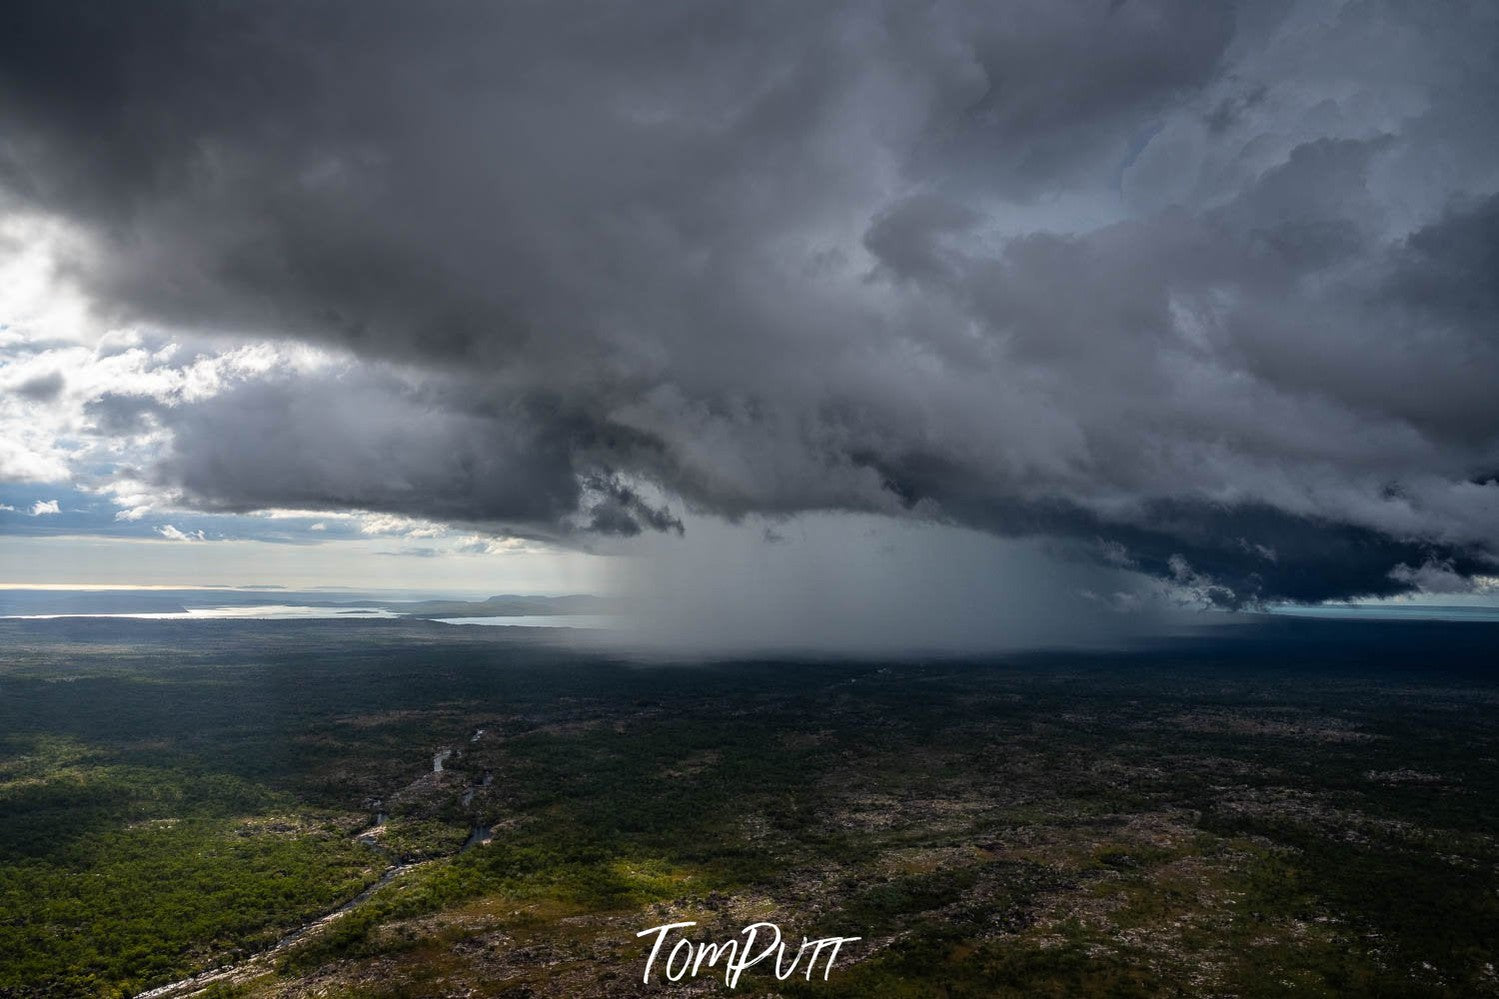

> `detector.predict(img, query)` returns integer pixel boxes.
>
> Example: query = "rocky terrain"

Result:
[1,617,1496,996]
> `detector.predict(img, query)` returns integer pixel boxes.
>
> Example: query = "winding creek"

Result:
[136,839,427,998]
[137,741,493,998]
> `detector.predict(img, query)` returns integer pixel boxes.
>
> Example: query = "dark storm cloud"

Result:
[10,370,64,402]
[152,370,676,541]
[83,392,165,436]
[2,0,1497,604]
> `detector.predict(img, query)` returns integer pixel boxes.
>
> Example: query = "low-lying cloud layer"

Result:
[2,0,1497,607]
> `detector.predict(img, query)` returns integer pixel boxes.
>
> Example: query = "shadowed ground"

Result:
[1,617,1496,997]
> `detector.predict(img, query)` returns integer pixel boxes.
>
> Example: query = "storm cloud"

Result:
[1,0,1497,606]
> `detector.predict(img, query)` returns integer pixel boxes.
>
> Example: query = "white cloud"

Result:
[0,213,94,346]
[29,499,60,515]
[0,324,357,541]
[156,524,206,542]
[1388,559,1478,595]
[453,534,545,556]
[358,512,448,538]
[0,435,70,483]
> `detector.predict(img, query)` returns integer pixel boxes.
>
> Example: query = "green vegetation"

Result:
[1,618,1496,996]
[0,736,377,996]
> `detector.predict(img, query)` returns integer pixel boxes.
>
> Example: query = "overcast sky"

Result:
[1,1,1496,644]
